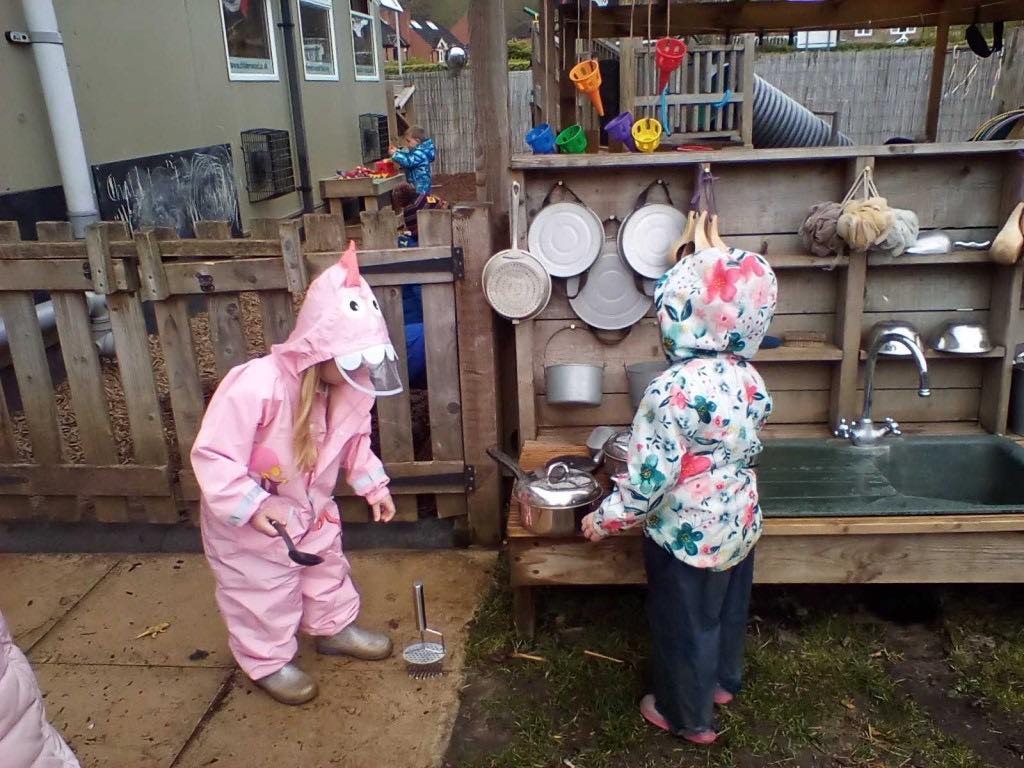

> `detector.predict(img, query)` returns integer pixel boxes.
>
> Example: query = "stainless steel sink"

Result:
[757,436,1024,516]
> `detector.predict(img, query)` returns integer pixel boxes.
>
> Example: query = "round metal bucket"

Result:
[545,363,604,407]
[626,361,669,409]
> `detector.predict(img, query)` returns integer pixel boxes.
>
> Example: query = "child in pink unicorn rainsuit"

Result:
[0,609,81,767]
[192,242,401,705]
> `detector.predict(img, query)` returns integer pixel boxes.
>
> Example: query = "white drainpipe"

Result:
[19,0,114,357]
[21,0,99,237]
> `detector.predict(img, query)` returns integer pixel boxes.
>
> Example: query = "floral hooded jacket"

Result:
[592,247,778,570]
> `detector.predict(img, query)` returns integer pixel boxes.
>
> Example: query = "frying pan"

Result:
[482,181,552,322]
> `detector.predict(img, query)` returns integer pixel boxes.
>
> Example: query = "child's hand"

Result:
[581,512,609,542]
[388,145,398,155]
[372,493,396,523]
[250,496,292,537]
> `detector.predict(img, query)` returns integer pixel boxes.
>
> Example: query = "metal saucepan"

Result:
[487,447,603,537]
[599,429,631,478]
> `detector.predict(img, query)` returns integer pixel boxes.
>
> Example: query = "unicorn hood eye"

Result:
[654,247,777,361]
[271,240,402,397]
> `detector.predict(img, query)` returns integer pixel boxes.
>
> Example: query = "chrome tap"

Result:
[834,329,931,446]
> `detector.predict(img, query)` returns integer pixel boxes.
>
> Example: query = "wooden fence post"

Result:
[452,204,502,545]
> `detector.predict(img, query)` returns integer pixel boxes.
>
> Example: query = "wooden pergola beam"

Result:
[573,0,1024,37]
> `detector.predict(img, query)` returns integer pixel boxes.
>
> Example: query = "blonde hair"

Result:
[293,365,321,473]
[405,125,427,141]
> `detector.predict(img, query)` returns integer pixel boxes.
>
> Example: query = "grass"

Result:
[452,561,997,768]
[944,588,1024,718]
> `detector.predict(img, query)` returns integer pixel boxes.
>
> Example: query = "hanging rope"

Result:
[543,0,550,120]
[628,0,636,40]
[576,0,582,62]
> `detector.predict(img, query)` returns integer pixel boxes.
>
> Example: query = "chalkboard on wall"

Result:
[92,143,242,237]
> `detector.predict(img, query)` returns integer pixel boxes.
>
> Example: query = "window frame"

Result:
[220,0,280,82]
[854,28,873,38]
[349,8,380,82]
[890,27,918,35]
[298,0,340,81]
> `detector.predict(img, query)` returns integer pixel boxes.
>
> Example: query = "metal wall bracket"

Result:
[451,246,465,280]
[197,274,215,293]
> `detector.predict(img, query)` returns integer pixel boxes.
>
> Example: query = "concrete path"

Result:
[0,549,496,768]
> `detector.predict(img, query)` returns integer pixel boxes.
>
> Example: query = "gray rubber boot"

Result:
[254,662,319,705]
[316,624,393,660]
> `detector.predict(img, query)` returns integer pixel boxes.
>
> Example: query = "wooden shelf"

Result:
[510,139,1024,170]
[756,344,843,362]
[858,346,1006,360]
[764,251,994,270]
[868,250,994,267]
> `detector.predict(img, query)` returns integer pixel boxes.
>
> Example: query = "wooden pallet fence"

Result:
[0,211,502,542]
[0,220,177,522]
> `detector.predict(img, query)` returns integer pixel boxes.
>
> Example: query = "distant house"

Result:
[381,20,411,62]
[402,15,467,63]
[839,27,922,45]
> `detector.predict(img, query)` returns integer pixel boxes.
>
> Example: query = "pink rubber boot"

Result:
[714,687,734,706]
[639,694,718,745]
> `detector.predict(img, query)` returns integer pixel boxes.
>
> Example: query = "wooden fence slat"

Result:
[249,219,297,346]
[153,296,206,464]
[0,296,63,464]
[359,210,417,522]
[259,293,296,347]
[0,463,172,497]
[105,273,177,522]
[200,222,249,379]
[208,294,248,379]
[0,224,35,520]
[417,210,466,520]
[42,223,127,521]
[0,292,80,522]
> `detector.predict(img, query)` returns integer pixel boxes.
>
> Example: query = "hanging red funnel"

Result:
[655,37,687,93]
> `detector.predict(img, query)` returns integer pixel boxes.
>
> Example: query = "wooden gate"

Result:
[0,208,501,542]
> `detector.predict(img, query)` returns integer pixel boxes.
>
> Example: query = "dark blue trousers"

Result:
[643,536,756,734]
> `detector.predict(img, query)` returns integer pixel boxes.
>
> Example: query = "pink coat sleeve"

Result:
[190,366,271,527]
[340,413,390,505]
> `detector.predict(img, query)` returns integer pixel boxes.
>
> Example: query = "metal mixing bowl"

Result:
[930,322,994,354]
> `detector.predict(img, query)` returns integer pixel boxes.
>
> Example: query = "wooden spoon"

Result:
[708,214,729,251]
[694,210,711,252]
[990,201,1024,265]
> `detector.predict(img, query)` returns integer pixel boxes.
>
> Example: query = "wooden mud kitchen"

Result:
[500,142,1024,638]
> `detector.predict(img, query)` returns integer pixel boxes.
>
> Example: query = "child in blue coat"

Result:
[389,126,435,195]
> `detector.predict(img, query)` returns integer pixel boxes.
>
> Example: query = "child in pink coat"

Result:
[191,242,401,705]
[0,609,80,767]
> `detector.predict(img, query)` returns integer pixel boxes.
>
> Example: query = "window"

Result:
[854,29,873,37]
[410,20,422,29]
[426,21,439,30]
[220,0,279,81]
[350,9,379,81]
[298,0,338,80]
[890,27,918,34]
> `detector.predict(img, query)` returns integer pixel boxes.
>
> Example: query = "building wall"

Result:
[0,0,388,228]
[838,28,922,45]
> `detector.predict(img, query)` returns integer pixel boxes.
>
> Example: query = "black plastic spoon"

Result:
[271,521,324,566]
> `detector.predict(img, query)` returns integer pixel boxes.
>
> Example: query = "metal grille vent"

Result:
[240,129,296,203]
[359,113,389,164]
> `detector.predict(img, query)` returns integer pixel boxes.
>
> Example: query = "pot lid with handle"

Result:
[602,429,631,463]
[520,462,603,508]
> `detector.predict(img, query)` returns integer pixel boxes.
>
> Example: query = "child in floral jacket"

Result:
[582,246,777,745]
